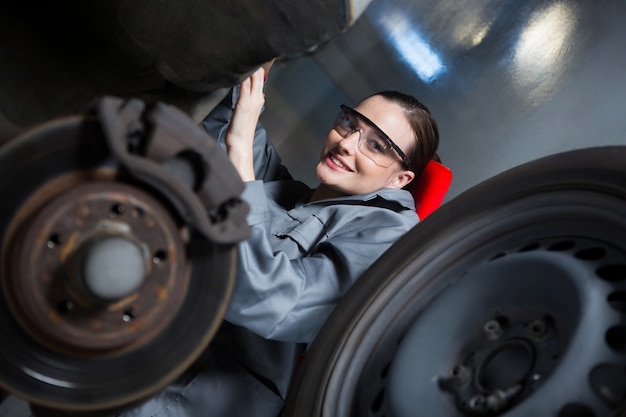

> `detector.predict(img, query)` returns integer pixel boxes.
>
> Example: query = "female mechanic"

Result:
[120,66,440,417]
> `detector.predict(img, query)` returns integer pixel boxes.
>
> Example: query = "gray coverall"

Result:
[119,89,419,417]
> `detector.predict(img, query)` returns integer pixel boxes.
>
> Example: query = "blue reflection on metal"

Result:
[377,13,445,83]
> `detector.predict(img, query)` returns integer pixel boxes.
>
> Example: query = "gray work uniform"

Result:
[118,89,419,417]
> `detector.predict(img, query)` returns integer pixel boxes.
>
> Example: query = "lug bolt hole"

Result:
[47,233,63,248]
[57,300,74,313]
[110,203,125,217]
[153,249,167,263]
[123,308,138,322]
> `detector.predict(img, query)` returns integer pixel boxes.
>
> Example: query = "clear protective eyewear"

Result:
[332,105,412,170]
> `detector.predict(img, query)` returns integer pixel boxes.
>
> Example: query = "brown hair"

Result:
[369,91,440,185]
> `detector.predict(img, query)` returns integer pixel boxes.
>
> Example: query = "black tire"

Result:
[284,146,626,417]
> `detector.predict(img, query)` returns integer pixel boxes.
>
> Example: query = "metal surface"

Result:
[387,236,623,416]
[95,96,250,245]
[0,99,246,415]
[261,0,626,199]
[4,180,188,354]
[283,146,626,416]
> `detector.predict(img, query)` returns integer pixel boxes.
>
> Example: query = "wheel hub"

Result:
[81,235,147,301]
[3,178,188,355]
[441,317,559,415]
[387,236,626,417]
[0,99,248,415]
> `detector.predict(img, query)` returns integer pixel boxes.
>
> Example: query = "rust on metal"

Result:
[3,176,189,356]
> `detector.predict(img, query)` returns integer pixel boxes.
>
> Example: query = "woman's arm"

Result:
[201,69,292,183]
[224,67,266,181]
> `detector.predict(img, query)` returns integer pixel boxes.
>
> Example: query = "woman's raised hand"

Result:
[225,67,266,181]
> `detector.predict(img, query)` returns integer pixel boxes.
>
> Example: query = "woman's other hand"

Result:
[225,67,266,181]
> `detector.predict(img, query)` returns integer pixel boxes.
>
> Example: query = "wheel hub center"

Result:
[2,179,189,354]
[80,236,147,301]
[477,339,534,391]
[438,314,560,416]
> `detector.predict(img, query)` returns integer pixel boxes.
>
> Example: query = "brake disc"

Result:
[284,146,626,417]
[0,98,248,416]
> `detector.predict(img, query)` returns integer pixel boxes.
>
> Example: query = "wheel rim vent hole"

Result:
[605,325,626,352]
[574,247,607,261]
[590,364,626,406]
[489,239,607,261]
[518,242,541,252]
[380,362,391,379]
[558,403,595,417]
[370,388,385,414]
[608,291,626,312]
[596,264,626,282]
[548,240,576,251]
[489,252,507,261]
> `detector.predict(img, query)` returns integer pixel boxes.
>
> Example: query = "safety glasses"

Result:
[333,105,412,170]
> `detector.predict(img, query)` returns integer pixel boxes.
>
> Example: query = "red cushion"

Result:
[411,160,453,220]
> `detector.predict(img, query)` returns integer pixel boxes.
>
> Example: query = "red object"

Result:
[411,160,453,220]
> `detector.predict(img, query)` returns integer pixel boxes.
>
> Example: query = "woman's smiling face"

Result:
[314,95,415,199]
